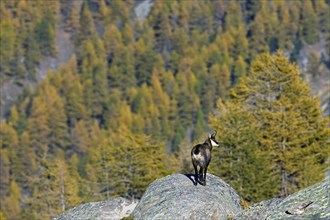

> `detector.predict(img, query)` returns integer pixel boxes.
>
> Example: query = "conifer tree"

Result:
[230,51,329,197]
[103,24,122,58]
[230,25,249,60]
[24,32,41,78]
[0,148,10,199]
[0,16,15,74]
[115,45,136,91]
[81,79,94,119]
[151,72,171,137]
[0,122,18,199]
[4,181,21,220]
[248,2,269,59]
[52,157,80,212]
[80,40,97,81]
[35,11,56,56]
[224,1,242,31]
[16,132,37,188]
[233,56,247,82]
[66,81,87,126]
[135,29,156,85]
[27,90,50,159]
[122,22,135,45]
[91,57,108,120]
[78,2,95,45]
[47,85,69,151]
[194,109,206,139]
[217,64,231,98]
[276,5,293,51]
[28,158,57,219]
[107,131,173,199]
[314,0,329,34]
[71,120,90,154]
[67,2,80,36]
[8,106,19,128]
[210,100,277,202]
[300,0,319,44]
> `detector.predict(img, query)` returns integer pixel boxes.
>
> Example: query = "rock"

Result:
[233,198,283,220]
[53,197,138,220]
[134,0,153,22]
[132,174,242,220]
[234,180,330,219]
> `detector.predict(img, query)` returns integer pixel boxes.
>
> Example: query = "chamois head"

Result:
[208,130,219,147]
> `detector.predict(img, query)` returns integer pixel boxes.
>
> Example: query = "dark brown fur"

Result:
[191,131,219,186]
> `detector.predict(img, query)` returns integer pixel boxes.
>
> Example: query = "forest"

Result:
[0,0,329,219]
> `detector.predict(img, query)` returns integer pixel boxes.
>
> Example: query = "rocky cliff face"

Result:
[132,174,242,220]
[53,175,329,220]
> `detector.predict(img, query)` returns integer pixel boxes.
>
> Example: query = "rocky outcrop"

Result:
[53,197,138,220]
[132,174,242,220]
[53,175,329,220]
[234,180,330,219]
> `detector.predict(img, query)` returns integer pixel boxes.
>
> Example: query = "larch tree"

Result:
[46,84,69,152]
[135,28,156,86]
[0,121,18,199]
[150,71,171,137]
[230,51,329,197]
[4,180,21,220]
[66,80,87,126]
[223,1,243,31]
[210,100,277,202]
[300,0,319,44]
[71,120,90,154]
[27,95,50,160]
[275,2,293,51]
[106,130,173,199]
[314,0,329,34]
[0,16,15,74]
[248,2,269,59]
[35,11,56,56]
[78,2,96,45]
[233,55,247,82]
[52,157,80,213]
[16,132,37,188]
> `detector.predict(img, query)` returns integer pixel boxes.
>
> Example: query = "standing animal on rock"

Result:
[191,131,219,186]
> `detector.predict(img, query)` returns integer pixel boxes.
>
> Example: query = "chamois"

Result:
[191,131,219,186]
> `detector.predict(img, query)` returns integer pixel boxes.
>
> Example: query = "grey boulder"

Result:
[234,180,330,219]
[132,173,242,220]
[53,197,138,220]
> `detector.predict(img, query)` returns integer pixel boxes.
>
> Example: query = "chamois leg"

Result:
[199,166,204,185]
[203,166,208,186]
[193,164,198,186]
